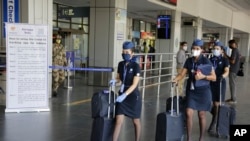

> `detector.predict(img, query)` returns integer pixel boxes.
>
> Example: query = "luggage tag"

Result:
[102,89,109,94]
[120,84,125,93]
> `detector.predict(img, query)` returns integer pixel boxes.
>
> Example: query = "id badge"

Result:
[120,84,125,93]
[190,82,195,90]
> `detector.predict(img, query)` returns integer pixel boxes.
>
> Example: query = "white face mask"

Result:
[191,50,201,57]
[213,50,221,57]
[183,46,187,51]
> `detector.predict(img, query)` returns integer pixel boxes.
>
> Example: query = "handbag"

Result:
[237,69,244,77]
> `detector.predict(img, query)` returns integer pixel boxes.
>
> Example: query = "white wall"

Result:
[178,0,250,33]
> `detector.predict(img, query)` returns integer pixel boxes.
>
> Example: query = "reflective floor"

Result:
[0,63,250,141]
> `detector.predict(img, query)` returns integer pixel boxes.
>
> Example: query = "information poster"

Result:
[5,23,49,113]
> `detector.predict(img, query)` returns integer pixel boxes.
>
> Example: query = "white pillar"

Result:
[228,27,234,40]
[20,0,53,96]
[237,33,250,62]
[89,0,127,85]
[154,10,181,83]
[155,10,181,54]
[247,34,250,62]
[194,17,202,39]
[0,1,2,46]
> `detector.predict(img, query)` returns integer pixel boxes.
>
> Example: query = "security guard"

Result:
[52,34,67,97]
[110,41,142,141]
[208,41,229,134]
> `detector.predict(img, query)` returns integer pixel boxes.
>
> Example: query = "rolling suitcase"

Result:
[166,96,186,116]
[155,83,185,141]
[216,79,236,138]
[90,85,116,141]
[91,88,115,118]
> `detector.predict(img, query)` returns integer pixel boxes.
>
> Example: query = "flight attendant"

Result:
[208,41,229,134]
[110,41,142,141]
[173,39,216,141]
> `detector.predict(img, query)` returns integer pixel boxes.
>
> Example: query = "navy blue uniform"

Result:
[116,61,142,118]
[210,56,229,102]
[184,55,212,111]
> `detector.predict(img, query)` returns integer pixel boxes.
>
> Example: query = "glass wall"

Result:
[53,3,89,68]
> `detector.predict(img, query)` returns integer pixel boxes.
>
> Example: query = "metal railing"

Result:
[134,53,176,100]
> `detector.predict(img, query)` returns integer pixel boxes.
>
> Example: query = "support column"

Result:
[20,0,53,96]
[0,1,2,46]
[247,34,250,62]
[237,33,250,63]
[155,10,181,85]
[194,17,202,39]
[155,10,181,55]
[89,0,127,86]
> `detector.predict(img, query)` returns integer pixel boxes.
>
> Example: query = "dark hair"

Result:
[180,41,187,46]
[228,39,237,45]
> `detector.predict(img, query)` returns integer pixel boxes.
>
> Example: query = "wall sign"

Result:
[3,0,19,37]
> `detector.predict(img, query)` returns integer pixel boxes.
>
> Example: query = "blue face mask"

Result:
[122,53,131,62]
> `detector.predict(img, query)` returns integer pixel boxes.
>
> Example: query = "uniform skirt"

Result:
[210,78,226,102]
[186,85,212,111]
[115,88,142,118]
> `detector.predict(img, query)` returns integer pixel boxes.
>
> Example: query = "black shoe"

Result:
[52,91,57,97]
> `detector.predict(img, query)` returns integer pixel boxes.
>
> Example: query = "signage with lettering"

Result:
[5,23,49,113]
[3,0,19,37]
[58,7,90,18]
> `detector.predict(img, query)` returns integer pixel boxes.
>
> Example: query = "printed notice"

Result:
[5,23,49,112]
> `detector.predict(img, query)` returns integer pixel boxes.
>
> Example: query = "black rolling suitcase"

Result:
[90,86,116,141]
[216,79,236,138]
[155,84,185,141]
[91,88,115,118]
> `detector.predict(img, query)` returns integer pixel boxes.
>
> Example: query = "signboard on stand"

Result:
[5,23,49,113]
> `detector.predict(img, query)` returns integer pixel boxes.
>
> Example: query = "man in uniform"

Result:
[52,34,67,97]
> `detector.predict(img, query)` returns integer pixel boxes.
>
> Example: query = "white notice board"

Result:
[5,23,50,113]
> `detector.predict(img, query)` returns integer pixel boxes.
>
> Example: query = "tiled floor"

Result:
[0,63,249,141]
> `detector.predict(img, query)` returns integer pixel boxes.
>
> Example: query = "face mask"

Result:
[213,50,221,57]
[191,50,201,57]
[56,39,61,44]
[183,46,187,51]
[122,53,131,62]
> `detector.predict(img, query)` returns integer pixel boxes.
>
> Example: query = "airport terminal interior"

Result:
[1,0,250,141]
[0,64,249,141]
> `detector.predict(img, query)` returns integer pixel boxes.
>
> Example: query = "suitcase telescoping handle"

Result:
[171,82,180,116]
[107,84,116,119]
[219,78,223,106]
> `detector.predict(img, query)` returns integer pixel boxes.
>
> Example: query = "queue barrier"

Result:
[49,65,114,88]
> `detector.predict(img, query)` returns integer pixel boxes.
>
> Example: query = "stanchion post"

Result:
[65,57,72,89]
[157,54,163,97]
[142,54,147,100]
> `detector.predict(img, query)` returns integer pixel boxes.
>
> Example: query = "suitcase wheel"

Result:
[217,134,229,139]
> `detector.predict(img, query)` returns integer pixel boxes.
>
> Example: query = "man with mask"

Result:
[176,41,188,96]
[224,39,240,103]
[52,34,67,97]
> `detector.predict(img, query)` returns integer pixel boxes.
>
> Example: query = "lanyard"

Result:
[120,63,128,93]
[212,59,217,69]
[212,56,221,69]
[122,63,128,83]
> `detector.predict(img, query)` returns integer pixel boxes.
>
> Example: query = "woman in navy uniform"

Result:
[173,39,216,141]
[208,41,229,133]
[110,41,142,141]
